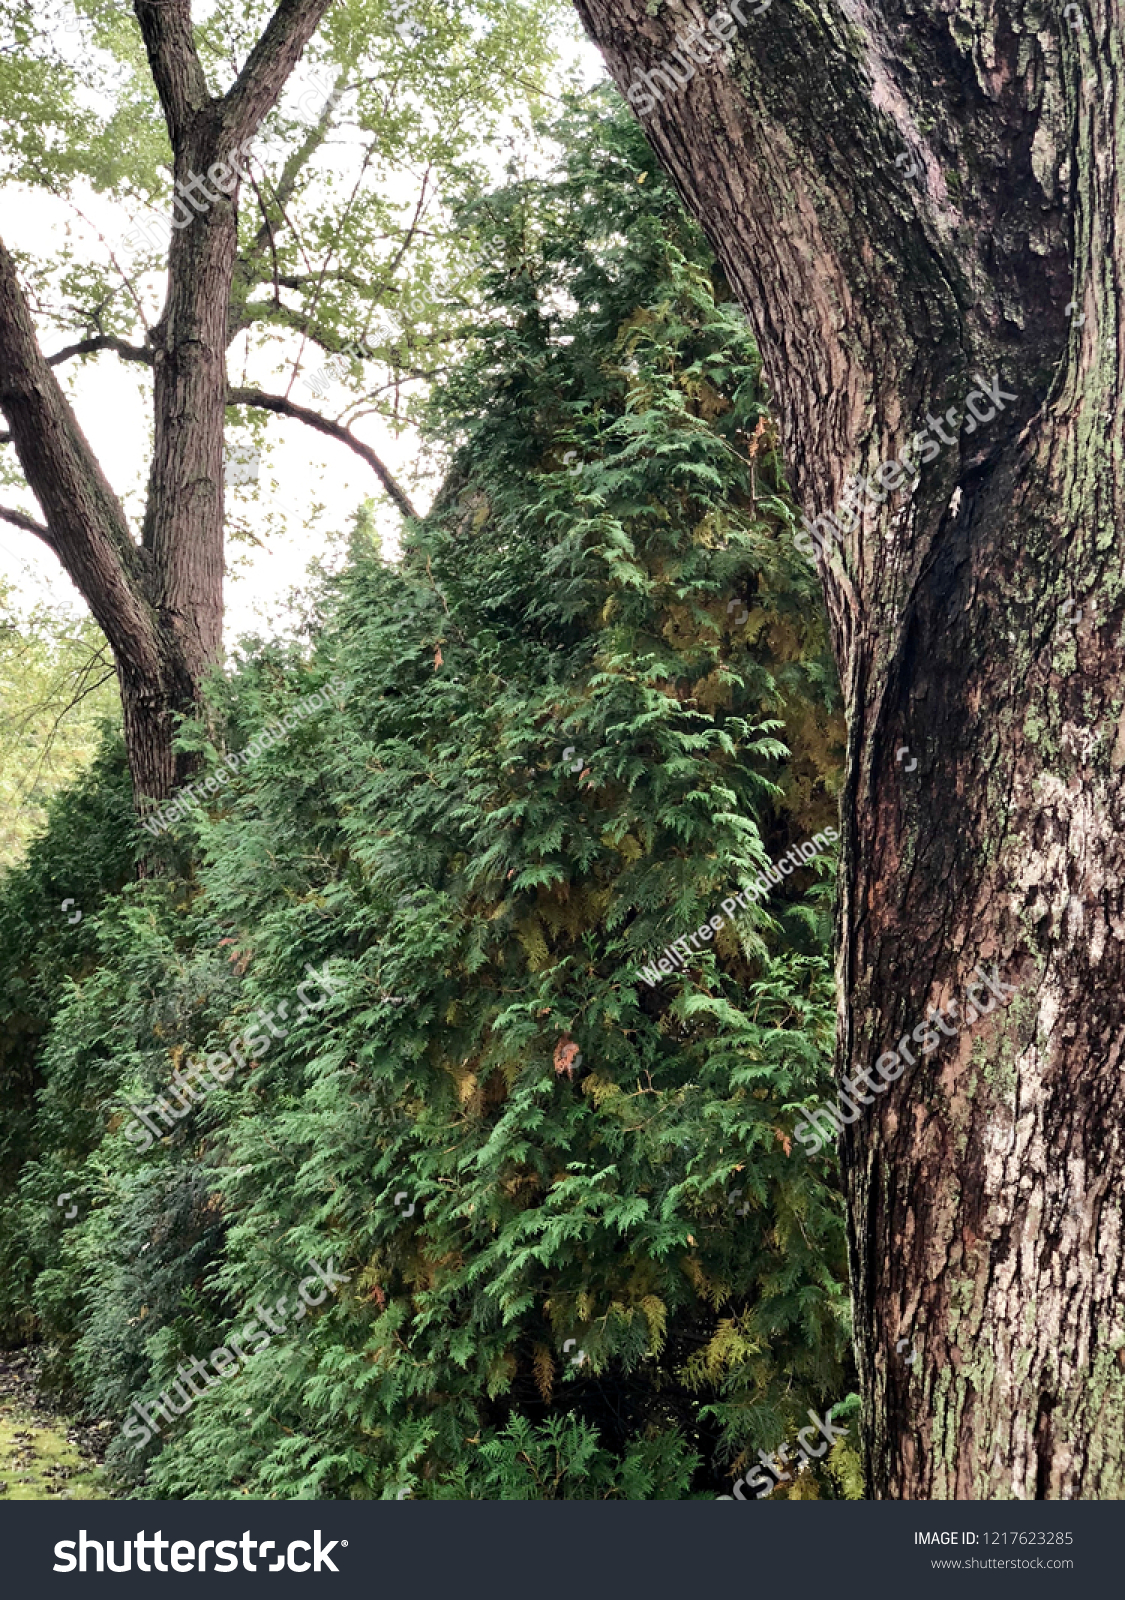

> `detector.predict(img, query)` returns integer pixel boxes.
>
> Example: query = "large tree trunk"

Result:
[573,0,1125,1497]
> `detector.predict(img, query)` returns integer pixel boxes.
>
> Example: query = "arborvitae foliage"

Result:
[0,733,135,1344]
[0,91,854,1498]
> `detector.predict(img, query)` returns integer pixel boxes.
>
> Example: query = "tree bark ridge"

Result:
[572,0,1125,1498]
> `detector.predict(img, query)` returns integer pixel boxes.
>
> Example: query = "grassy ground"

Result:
[0,1354,111,1500]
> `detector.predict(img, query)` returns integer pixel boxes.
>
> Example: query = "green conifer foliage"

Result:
[0,734,135,1346]
[1,91,854,1498]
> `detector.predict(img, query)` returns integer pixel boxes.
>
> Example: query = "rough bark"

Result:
[573,0,1125,1497]
[0,0,335,813]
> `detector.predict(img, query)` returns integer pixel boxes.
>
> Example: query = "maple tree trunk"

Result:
[126,112,245,806]
[574,0,1125,1497]
[0,147,237,815]
[0,0,333,818]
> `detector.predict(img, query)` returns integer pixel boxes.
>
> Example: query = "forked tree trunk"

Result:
[574,0,1125,1497]
[0,0,333,818]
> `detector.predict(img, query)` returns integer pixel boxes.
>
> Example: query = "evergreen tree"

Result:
[1,91,854,1500]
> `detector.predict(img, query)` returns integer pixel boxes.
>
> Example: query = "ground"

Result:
[0,1351,111,1501]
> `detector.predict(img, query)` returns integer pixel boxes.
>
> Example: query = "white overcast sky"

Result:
[1,7,606,649]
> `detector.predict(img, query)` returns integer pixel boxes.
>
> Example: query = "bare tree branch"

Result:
[0,503,53,547]
[48,336,153,368]
[1,337,151,440]
[14,336,417,518]
[228,385,419,519]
